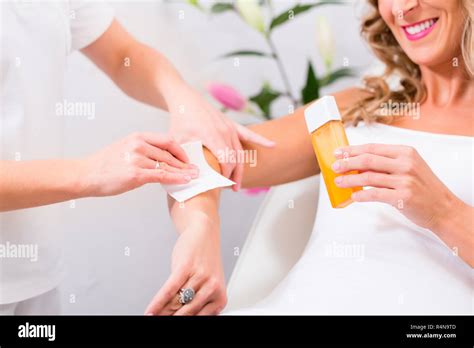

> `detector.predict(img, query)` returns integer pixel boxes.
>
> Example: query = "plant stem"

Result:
[265,34,299,107]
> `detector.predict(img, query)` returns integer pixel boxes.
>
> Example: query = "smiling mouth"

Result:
[402,18,439,41]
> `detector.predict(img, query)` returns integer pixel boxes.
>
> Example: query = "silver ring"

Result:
[155,161,161,169]
[178,287,195,305]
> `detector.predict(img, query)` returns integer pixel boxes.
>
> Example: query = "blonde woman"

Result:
[146,0,474,315]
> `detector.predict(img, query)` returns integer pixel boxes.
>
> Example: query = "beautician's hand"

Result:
[79,132,198,197]
[167,86,275,191]
[332,143,463,231]
[145,218,226,316]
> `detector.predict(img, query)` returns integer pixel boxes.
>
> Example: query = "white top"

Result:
[229,122,474,314]
[0,1,114,304]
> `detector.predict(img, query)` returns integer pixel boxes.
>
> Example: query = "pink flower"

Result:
[244,187,270,196]
[207,83,247,111]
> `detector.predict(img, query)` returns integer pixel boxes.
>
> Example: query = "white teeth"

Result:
[405,19,436,35]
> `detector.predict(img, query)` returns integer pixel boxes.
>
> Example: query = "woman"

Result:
[147,0,473,315]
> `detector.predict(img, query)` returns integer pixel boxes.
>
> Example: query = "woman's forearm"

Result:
[166,88,375,228]
[168,147,222,234]
[0,160,85,212]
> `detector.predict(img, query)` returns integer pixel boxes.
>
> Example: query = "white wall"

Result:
[60,0,373,314]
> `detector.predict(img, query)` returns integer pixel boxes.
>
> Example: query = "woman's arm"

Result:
[145,88,369,314]
[145,107,316,314]
[145,157,225,315]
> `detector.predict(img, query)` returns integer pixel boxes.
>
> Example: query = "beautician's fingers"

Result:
[334,143,405,159]
[141,132,189,164]
[143,143,196,171]
[145,270,189,315]
[334,171,399,189]
[234,122,276,148]
[133,157,198,180]
[128,156,157,170]
[129,156,193,174]
[351,188,398,206]
[140,169,193,185]
[332,154,399,174]
[153,162,198,178]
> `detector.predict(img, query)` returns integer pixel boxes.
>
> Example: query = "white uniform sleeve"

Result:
[69,0,115,51]
[162,141,235,202]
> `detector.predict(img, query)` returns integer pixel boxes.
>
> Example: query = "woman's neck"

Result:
[420,57,474,107]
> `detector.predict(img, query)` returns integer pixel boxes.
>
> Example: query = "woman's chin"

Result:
[403,49,450,69]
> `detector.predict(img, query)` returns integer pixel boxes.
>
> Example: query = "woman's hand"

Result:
[332,143,463,231]
[145,214,227,315]
[167,86,275,191]
[79,132,199,197]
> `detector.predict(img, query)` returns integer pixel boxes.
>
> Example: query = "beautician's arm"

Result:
[0,133,198,212]
[0,159,87,211]
[81,19,274,189]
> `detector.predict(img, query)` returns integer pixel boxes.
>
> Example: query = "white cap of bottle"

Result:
[304,95,342,133]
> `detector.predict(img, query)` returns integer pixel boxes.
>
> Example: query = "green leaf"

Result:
[249,84,281,118]
[301,61,320,104]
[269,1,344,31]
[219,50,273,59]
[319,67,355,87]
[211,3,234,13]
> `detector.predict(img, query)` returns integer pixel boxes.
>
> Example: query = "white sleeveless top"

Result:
[230,122,473,315]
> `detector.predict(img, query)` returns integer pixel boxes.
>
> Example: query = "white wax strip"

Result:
[162,141,235,202]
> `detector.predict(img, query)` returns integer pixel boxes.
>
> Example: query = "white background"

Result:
[60,0,373,314]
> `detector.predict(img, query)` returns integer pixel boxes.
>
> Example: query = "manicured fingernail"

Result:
[145,312,154,316]
[184,175,191,181]
[331,161,340,171]
[334,148,343,157]
[334,176,342,185]
[190,170,199,178]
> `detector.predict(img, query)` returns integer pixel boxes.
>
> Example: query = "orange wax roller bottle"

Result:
[304,96,362,208]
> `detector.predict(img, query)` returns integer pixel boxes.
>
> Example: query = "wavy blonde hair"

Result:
[343,0,474,125]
